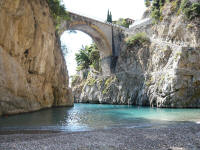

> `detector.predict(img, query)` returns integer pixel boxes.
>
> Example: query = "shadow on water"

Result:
[0,107,73,128]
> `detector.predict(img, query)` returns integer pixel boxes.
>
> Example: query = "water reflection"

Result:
[0,104,200,131]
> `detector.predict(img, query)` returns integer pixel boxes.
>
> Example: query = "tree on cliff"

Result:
[75,44,100,71]
[107,10,112,23]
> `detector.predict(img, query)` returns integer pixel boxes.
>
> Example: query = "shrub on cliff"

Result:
[151,8,161,21]
[180,0,200,20]
[46,0,69,30]
[113,18,131,28]
[145,0,151,7]
[150,0,200,22]
[151,0,166,22]
[125,32,150,48]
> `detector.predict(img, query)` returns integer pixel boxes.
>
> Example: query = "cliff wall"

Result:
[72,1,200,107]
[0,0,73,116]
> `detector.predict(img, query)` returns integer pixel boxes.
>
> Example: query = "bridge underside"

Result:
[69,24,111,58]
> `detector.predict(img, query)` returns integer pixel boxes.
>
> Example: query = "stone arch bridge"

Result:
[60,11,126,74]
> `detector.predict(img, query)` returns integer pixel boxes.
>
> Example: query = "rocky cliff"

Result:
[72,1,200,107]
[0,0,73,116]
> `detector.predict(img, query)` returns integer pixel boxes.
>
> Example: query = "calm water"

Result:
[0,104,200,131]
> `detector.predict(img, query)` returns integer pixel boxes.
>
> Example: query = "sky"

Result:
[61,0,147,77]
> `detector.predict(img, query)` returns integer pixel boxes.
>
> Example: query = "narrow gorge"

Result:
[1,0,200,149]
[0,0,200,117]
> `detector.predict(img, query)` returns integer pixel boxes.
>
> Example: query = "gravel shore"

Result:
[0,123,200,150]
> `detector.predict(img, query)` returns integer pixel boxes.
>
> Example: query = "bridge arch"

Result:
[67,22,112,58]
[59,11,120,74]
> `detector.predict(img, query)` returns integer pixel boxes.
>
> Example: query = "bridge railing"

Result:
[66,9,128,30]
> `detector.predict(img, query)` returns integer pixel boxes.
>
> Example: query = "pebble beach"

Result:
[0,123,200,150]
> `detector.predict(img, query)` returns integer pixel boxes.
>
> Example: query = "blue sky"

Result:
[61,0,147,76]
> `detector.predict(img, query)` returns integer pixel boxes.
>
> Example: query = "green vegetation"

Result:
[96,78,103,89]
[150,0,200,22]
[75,44,101,71]
[89,49,101,71]
[170,0,181,12]
[125,32,150,48]
[107,10,112,23]
[102,76,116,94]
[46,0,69,30]
[180,0,200,20]
[145,76,154,86]
[85,74,97,86]
[113,18,131,28]
[187,23,194,29]
[150,0,165,22]
[145,0,151,7]
[151,8,161,21]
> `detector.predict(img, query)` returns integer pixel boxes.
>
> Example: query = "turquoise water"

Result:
[0,104,200,131]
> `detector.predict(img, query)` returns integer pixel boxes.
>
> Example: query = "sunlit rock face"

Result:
[137,2,200,107]
[0,0,73,116]
[72,2,200,107]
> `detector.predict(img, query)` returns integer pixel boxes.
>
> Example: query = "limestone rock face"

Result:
[0,0,73,116]
[72,2,200,107]
[72,43,151,105]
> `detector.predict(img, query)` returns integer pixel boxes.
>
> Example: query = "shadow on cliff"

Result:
[114,42,151,106]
